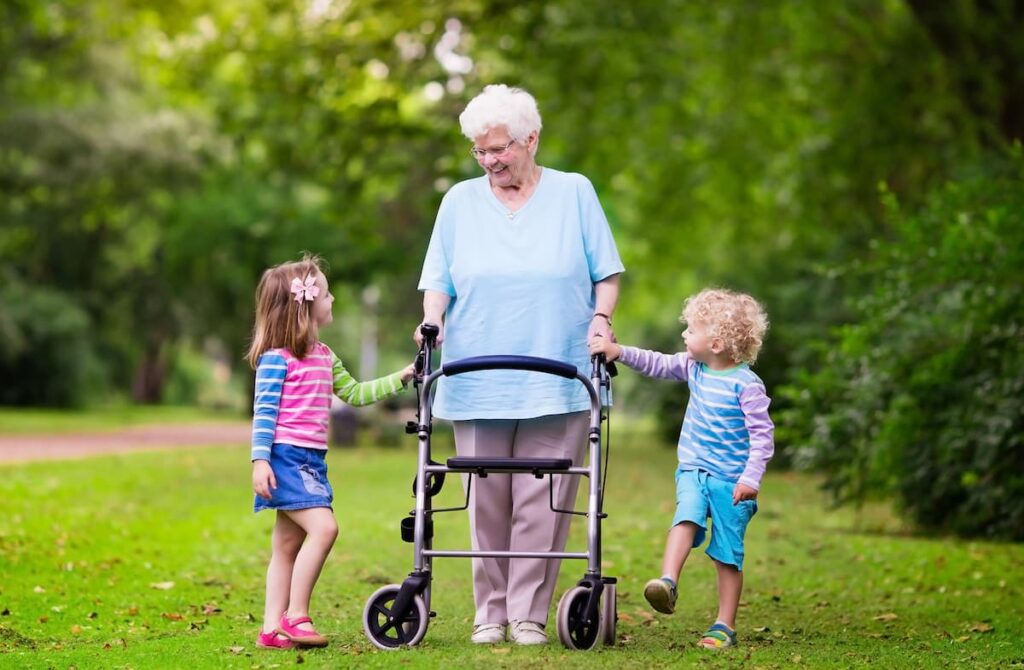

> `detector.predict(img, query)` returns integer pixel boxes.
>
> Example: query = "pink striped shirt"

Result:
[250,342,406,458]
[270,344,334,449]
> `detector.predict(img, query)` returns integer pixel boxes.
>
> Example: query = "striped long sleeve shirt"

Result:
[250,342,407,461]
[617,346,775,490]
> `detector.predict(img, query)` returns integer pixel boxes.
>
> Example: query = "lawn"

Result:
[0,432,1021,669]
[0,406,243,435]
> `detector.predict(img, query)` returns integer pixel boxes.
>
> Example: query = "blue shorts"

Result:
[671,468,757,570]
[254,443,334,513]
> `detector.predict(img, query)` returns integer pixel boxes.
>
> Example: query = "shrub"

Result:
[0,277,104,407]
[780,148,1024,540]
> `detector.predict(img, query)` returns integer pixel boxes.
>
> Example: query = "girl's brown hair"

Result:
[246,254,326,369]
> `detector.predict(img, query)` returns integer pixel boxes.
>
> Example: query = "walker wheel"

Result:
[602,583,617,645]
[362,584,429,650]
[555,585,603,650]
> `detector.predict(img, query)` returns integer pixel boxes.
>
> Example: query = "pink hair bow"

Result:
[290,275,320,303]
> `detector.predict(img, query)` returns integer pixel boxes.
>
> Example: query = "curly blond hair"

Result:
[680,288,769,365]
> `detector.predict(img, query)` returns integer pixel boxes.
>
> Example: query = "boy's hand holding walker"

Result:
[588,333,621,362]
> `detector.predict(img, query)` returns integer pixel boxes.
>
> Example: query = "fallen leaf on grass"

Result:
[617,612,635,624]
[38,616,48,623]
[227,646,245,654]
[490,648,511,654]
[954,635,971,643]
[754,626,771,633]
[202,602,222,615]
[33,586,46,594]
[70,625,82,634]
[970,623,994,633]
[161,612,184,621]
[150,581,175,590]
[873,613,899,622]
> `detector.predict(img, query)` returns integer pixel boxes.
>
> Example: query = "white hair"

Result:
[458,84,543,143]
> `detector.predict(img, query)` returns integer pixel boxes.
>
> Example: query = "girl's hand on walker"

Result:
[400,363,416,383]
[732,483,758,505]
[252,459,277,500]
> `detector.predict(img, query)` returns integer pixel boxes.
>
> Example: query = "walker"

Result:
[362,324,618,651]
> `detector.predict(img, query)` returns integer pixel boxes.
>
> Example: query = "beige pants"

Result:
[453,411,590,626]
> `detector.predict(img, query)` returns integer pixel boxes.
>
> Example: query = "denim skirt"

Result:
[254,443,334,512]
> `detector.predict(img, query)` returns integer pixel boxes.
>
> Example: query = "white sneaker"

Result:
[471,623,506,644]
[509,620,547,646]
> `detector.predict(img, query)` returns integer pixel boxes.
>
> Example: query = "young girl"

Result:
[247,254,414,649]
[589,288,774,650]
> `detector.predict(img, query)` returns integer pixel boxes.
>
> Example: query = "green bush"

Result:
[0,277,104,407]
[161,342,248,412]
[780,148,1024,540]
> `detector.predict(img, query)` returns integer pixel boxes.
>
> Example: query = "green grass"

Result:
[0,406,244,434]
[0,435,1021,669]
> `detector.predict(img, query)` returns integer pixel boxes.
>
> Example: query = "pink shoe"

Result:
[256,630,294,649]
[278,614,329,647]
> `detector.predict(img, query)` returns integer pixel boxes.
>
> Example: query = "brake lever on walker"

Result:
[598,354,618,379]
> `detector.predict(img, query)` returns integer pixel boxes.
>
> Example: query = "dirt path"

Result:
[0,421,251,464]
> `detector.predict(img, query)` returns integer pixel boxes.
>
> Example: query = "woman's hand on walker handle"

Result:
[252,459,277,500]
[587,312,614,344]
[417,290,449,346]
[588,334,621,362]
[413,321,444,347]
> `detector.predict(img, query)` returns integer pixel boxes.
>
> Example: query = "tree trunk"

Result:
[131,341,167,404]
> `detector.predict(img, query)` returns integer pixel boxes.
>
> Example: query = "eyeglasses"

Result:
[469,140,516,159]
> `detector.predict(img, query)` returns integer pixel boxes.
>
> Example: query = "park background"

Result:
[1,1,1022,668]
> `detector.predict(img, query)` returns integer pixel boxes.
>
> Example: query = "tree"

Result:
[906,0,1024,144]
[780,149,1024,539]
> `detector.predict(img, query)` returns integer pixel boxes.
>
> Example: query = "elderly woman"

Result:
[416,84,624,645]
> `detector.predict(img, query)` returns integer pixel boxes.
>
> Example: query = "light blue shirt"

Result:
[418,168,624,419]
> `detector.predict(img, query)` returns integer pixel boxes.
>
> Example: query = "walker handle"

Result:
[415,323,440,376]
[442,355,578,379]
